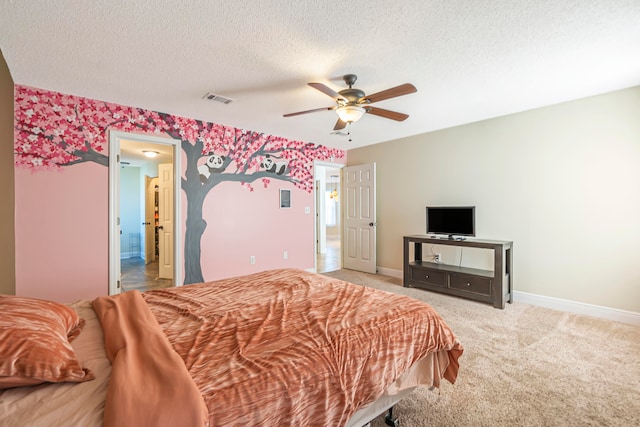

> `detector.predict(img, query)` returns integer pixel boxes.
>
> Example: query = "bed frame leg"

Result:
[385,406,399,427]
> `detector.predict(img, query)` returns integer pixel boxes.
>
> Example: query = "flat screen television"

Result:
[426,206,475,238]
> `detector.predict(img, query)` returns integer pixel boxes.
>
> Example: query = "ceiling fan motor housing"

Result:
[339,88,366,104]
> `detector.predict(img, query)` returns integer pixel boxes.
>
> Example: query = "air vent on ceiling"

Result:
[202,92,235,104]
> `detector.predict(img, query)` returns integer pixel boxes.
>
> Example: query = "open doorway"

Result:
[109,131,181,295]
[315,162,343,273]
[119,141,174,291]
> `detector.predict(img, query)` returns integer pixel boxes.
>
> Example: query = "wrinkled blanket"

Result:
[92,291,209,427]
[141,268,463,426]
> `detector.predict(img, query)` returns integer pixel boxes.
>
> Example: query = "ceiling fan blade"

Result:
[333,118,347,131]
[308,82,348,102]
[365,106,409,121]
[283,106,335,117]
[362,83,417,104]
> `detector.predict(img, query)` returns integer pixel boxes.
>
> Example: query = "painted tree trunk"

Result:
[181,138,209,285]
[183,188,207,284]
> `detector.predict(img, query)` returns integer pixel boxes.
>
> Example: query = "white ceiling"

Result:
[119,139,173,166]
[1,1,639,150]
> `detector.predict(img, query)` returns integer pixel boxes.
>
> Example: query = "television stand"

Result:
[403,235,513,309]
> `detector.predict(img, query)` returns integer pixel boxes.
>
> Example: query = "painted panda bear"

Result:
[198,153,226,183]
[260,154,287,175]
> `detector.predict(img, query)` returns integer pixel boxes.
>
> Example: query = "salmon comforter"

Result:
[93,268,463,427]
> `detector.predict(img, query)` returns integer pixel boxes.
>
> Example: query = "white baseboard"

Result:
[514,291,640,326]
[374,267,640,326]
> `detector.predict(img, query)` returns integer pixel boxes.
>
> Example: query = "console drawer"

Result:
[449,273,492,296]
[409,267,446,288]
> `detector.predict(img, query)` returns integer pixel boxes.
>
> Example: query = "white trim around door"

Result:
[108,131,182,295]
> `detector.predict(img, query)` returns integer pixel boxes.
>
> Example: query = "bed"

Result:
[0,268,463,426]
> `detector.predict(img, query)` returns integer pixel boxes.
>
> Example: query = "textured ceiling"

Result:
[1,1,639,150]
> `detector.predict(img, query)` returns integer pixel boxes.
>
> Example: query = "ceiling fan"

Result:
[283,74,417,131]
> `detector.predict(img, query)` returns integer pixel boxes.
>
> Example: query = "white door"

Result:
[144,176,156,264]
[342,163,377,273]
[158,163,174,279]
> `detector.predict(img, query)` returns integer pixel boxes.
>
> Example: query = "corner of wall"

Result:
[0,48,16,295]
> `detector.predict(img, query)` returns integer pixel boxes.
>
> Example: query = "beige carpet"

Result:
[322,269,640,427]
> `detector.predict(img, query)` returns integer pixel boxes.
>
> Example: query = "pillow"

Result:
[0,295,95,389]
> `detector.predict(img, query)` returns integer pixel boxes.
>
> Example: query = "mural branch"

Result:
[14,86,345,285]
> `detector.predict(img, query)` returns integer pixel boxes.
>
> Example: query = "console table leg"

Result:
[414,242,422,262]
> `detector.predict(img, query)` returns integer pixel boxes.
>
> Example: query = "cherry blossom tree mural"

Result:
[14,88,114,168]
[14,86,345,284]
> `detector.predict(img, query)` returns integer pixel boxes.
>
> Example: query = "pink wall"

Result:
[14,85,345,302]
[200,181,314,281]
[15,163,108,302]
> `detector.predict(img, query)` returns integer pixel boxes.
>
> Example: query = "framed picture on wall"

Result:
[280,189,291,208]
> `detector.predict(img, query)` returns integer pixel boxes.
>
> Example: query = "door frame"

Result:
[313,161,344,272]
[108,131,182,295]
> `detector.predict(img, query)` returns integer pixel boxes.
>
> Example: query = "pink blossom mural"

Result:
[14,85,345,284]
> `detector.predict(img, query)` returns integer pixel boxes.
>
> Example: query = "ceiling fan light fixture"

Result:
[142,150,159,158]
[336,105,365,123]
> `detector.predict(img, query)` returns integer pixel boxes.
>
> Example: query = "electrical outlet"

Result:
[283,250,288,260]
[250,256,256,265]
[434,253,441,262]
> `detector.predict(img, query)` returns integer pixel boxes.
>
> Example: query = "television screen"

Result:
[426,206,475,237]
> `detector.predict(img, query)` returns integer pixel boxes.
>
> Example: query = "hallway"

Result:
[316,235,340,273]
[120,257,172,292]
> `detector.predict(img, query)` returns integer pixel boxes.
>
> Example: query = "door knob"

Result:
[142,222,151,225]
[369,222,377,226]
[158,225,164,230]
